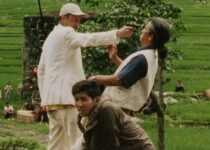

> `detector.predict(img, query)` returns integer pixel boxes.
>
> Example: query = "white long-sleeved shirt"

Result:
[38,24,118,106]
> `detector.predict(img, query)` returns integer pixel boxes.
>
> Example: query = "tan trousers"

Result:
[47,107,81,150]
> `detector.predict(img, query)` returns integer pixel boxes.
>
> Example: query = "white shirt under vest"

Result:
[104,49,158,111]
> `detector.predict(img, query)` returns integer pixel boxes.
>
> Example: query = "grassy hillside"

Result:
[0,0,113,93]
[0,1,210,149]
[163,0,210,92]
[0,0,209,93]
[1,96,210,150]
[0,0,60,93]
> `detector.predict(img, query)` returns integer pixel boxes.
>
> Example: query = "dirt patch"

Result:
[0,122,48,147]
[21,130,48,146]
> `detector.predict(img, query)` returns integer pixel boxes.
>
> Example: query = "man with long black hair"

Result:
[89,17,170,113]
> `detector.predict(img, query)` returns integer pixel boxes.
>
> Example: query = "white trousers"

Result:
[47,107,81,150]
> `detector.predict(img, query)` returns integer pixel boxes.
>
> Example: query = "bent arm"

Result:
[89,75,123,86]
[89,54,148,88]
[106,45,123,66]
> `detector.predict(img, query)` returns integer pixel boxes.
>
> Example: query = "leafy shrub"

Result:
[78,0,185,76]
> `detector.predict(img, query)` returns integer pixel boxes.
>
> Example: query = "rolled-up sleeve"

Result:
[117,54,148,88]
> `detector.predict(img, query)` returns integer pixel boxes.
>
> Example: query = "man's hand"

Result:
[116,26,135,38]
[106,45,118,60]
[105,45,122,66]
[89,76,96,81]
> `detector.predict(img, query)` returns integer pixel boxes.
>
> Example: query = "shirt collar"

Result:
[77,97,111,132]
[137,46,155,51]
[56,24,75,30]
[88,96,110,121]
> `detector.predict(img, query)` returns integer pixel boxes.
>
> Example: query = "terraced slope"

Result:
[164,0,210,92]
[0,0,209,92]
[0,0,60,90]
[0,0,112,91]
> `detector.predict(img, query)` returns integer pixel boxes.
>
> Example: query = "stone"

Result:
[190,97,197,102]
[164,96,178,104]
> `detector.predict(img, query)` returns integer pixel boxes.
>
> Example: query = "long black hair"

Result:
[149,17,170,60]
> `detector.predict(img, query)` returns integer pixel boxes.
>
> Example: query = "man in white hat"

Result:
[37,3,134,150]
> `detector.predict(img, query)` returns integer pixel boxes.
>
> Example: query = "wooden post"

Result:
[149,59,165,150]
[157,60,165,150]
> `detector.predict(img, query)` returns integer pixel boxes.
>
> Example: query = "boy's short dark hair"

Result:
[72,80,105,99]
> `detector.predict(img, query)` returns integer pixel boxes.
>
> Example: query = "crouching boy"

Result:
[72,80,156,150]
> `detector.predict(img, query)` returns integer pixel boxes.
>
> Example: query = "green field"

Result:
[0,0,61,91]
[1,97,210,149]
[164,0,210,92]
[0,0,210,92]
[141,122,210,150]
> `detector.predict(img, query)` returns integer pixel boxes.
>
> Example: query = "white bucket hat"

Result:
[59,3,89,18]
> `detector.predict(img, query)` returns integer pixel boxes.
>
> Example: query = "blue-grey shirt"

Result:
[118,47,154,88]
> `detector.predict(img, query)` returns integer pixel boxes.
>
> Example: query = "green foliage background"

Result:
[0,0,209,92]
[0,0,210,149]
[78,0,185,76]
